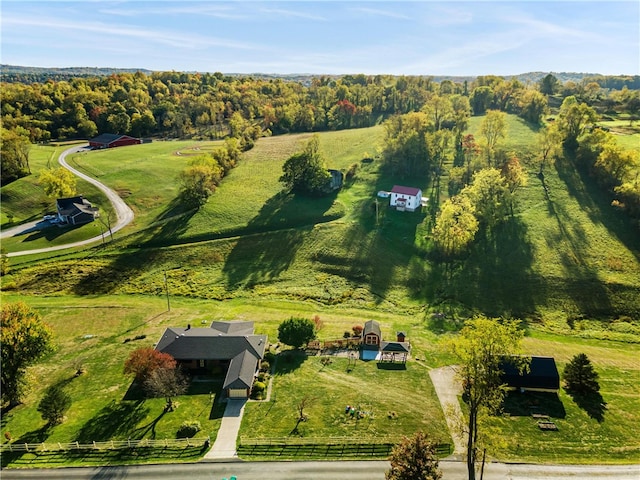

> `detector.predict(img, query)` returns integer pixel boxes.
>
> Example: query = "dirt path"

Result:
[428,365,466,455]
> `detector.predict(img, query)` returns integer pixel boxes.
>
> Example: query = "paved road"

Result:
[1,144,134,257]
[1,460,638,479]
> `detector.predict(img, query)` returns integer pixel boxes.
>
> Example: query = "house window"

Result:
[199,359,205,368]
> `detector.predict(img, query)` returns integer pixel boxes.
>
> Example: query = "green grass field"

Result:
[2,115,640,466]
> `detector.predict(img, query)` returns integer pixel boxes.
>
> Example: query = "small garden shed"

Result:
[362,320,381,347]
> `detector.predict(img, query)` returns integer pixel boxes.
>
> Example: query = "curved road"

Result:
[2,144,134,257]
[1,460,638,479]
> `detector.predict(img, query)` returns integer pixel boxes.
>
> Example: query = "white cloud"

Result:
[2,14,262,51]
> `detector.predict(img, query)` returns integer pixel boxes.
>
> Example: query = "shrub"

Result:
[260,360,270,372]
[37,384,72,426]
[176,420,201,438]
[277,317,316,349]
[352,325,363,336]
[251,381,266,400]
[343,331,351,339]
[257,371,267,382]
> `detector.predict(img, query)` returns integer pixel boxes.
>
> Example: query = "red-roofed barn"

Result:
[89,133,141,149]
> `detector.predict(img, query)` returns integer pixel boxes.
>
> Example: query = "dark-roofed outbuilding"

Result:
[500,356,560,392]
[380,341,411,363]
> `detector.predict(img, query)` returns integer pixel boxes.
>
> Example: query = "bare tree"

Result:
[143,367,189,411]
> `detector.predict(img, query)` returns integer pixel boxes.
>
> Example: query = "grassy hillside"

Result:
[0,143,113,252]
[2,117,640,465]
[4,119,639,330]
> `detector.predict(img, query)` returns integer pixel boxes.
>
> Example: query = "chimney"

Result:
[187,324,191,330]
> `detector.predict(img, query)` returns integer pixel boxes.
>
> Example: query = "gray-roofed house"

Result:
[155,321,267,398]
[56,196,98,225]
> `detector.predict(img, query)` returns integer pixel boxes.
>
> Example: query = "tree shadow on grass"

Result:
[557,153,640,262]
[335,162,430,304]
[20,222,86,242]
[421,217,537,319]
[128,410,167,440]
[1,425,50,467]
[502,391,566,419]
[273,350,308,375]
[223,191,337,290]
[566,390,607,423]
[75,400,149,443]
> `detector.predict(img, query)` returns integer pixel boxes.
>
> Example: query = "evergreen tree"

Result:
[563,353,600,395]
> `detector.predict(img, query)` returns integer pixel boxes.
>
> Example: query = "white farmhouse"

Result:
[389,185,423,212]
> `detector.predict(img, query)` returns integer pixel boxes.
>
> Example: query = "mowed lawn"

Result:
[240,353,451,443]
[1,294,639,465]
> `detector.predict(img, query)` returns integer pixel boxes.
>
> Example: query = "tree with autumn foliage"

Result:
[124,347,176,384]
[448,317,527,480]
[386,431,442,480]
[1,302,55,407]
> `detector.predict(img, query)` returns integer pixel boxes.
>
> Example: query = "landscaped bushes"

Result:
[176,420,201,438]
[251,381,266,400]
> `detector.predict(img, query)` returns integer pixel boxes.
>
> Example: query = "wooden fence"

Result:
[0,436,210,454]
[237,436,451,458]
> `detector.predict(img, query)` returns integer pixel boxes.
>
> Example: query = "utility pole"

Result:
[164,271,171,312]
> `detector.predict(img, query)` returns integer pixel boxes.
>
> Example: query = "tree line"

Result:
[3,71,638,184]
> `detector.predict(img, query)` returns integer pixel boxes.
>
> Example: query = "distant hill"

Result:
[0,64,607,85]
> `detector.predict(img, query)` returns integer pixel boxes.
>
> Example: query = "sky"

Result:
[1,1,638,76]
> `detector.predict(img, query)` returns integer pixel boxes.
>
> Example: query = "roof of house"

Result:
[155,322,267,361]
[363,320,381,338]
[391,185,421,196]
[500,356,560,390]
[211,321,255,336]
[223,350,259,390]
[56,196,95,216]
[90,133,127,144]
[380,341,410,353]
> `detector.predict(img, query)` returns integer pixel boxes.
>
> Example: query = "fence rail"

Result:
[237,437,451,458]
[0,436,210,454]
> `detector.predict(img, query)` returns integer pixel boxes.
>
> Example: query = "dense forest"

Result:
[2,69,639,222]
